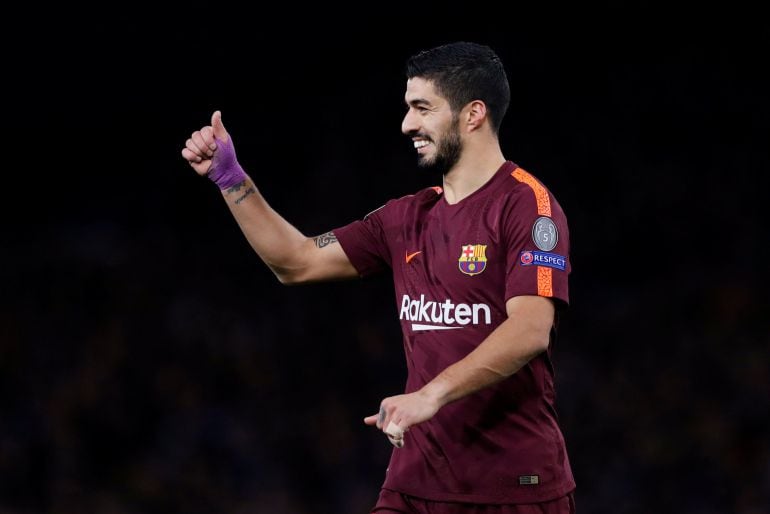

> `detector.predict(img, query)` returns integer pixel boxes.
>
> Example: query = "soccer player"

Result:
[181,42,576,514]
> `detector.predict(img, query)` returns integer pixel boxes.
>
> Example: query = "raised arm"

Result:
[181,111,358,284]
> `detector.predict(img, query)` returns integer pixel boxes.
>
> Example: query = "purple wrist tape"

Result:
[207,136,247,190]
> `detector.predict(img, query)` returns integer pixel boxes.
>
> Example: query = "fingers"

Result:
[181,112,226,168]
[365,413,406,447]
[184,134,206,159]
[365,401,408,448]
[181,147,202,163]
[385,421,404,448]
[200,126,216,150]
[211,110,229,142]
[387,434,404,448]
[376,402,393,431]
[385,421,404,438]
[191,131,214,157]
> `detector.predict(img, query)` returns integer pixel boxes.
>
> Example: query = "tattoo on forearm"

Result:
[226,180,248,193]
[313,231,337,248]
[234,186,256,204]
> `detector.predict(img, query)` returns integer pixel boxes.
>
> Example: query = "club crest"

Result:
[458,244,488,276]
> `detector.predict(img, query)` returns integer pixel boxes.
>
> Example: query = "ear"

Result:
[464,100,488,132]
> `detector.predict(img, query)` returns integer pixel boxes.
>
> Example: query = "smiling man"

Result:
[182,42,576,514]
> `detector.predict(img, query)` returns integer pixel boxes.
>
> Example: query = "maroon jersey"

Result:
[334,161,574,503]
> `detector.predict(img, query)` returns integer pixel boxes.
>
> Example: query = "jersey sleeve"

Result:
[333,202,393,278]
[503,181,570,306]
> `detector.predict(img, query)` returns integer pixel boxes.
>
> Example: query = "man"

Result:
[181,42,575,513]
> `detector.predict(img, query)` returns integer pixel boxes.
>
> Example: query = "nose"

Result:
[401,108,419,136]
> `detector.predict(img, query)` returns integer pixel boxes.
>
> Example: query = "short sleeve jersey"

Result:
[334,161,575,504]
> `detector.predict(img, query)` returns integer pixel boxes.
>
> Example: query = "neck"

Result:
[442,139,506,205]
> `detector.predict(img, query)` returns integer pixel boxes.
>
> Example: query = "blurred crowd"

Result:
[2,24,769,514]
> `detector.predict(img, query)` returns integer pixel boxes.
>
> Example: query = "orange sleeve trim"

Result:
[537,267,553,297]
[431,186,443,194]
[511,168,551,217]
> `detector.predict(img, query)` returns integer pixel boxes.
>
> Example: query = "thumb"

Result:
[363,414,379,426]
[211,110,229,143]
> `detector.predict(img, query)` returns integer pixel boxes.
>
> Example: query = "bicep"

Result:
[290,232,359,283]
[505,296,555,349]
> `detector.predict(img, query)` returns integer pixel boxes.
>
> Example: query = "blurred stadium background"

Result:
[2,15,768,514]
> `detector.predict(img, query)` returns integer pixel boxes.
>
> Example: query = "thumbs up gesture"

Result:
[182,111,246,190]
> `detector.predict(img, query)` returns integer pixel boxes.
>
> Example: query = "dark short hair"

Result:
[406,42,510,134]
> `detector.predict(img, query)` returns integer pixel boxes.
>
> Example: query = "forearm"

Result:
[183,117,357,284]
[221,177,313,282]
[421,309,551,408]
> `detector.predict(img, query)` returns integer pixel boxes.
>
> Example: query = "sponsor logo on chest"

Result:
[399,294,492,331]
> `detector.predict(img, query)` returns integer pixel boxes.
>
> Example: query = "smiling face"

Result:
[401,77,463,175]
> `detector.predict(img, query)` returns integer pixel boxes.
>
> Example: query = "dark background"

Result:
[2,14,769,514]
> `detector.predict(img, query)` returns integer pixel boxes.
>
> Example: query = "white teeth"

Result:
[414,140,430,149]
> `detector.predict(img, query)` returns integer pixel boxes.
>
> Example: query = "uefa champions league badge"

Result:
[459,244,488,276]
[532,217,558,251]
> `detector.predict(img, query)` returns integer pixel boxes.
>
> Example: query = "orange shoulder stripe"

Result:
[537,267,554,297]
[511,167,551,217]
[513,167,555,297]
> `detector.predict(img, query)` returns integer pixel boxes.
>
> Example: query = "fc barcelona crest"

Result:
[458,244,488,276]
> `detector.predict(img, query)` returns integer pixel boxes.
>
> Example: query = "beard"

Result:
[417,117,462,176]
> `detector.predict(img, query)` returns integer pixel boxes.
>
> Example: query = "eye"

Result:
[404,104,431,115]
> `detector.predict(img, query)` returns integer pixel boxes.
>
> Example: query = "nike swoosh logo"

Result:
[405,251,422,263]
